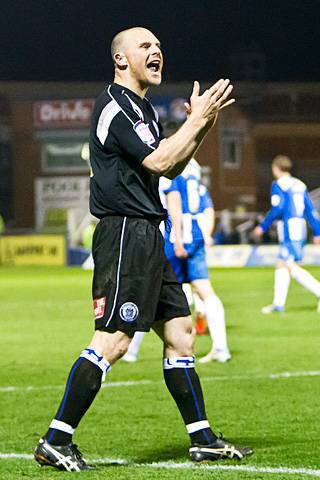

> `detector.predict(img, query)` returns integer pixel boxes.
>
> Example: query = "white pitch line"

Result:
[0,453,34,459]
[203,370,320,382]
[0,370,319,393]
[101,379,152,389]
[0,379,152,393]
[143,462,320,477]
[1,453,320,477]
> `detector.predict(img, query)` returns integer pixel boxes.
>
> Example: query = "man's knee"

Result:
[192,279,213,300]
[88,330,132,364]
[164,316,196,357]
[180,324,196,354]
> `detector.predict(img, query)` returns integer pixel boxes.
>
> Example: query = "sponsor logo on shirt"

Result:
[133,120,156,146]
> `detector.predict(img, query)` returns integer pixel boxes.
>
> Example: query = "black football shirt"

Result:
[89,82,166,220]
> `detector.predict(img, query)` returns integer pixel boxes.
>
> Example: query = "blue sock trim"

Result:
[184,368,211,443]
[56,357,84,420]
[184,368,201,419]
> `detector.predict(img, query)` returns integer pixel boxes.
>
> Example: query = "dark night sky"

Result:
[1,0,320,83]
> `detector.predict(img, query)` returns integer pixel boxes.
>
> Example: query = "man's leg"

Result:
[34,330,131,471]
[193,290,207,335]
[154,316,216,445]
[182,283,207,335]
[290,263,320,307]
[262,261,290,314]
[193,290,206,316]
[153,316,252,461]
[182,283,194,306]
[191,279,230,363]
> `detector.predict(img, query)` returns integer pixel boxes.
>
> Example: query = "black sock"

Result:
[45,351,108,445]
[163,359,217,445]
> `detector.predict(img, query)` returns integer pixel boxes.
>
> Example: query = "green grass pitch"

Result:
[0,265,319,479]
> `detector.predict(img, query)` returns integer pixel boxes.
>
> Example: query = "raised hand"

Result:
[187,79,235,124]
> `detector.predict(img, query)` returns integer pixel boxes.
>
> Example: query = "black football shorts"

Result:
[92,216,190,336]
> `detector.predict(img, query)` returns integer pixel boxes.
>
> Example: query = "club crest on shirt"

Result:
[133,120,156,146]
[119,302,139,322]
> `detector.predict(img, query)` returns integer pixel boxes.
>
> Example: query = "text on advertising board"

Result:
[33,100,94,128]
[0,236,66,266]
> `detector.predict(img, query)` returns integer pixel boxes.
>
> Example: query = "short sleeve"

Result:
[108,112,158,166]
[200,185,213,210]
[270,182,284,207]
[164,177,180,194]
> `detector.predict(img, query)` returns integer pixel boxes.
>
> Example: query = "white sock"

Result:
[193,292,205,315]
[291,265,320,298]
[273,267,291,308]
[182,283,194,307]
[204,295,228,351]
[127,332,146,357]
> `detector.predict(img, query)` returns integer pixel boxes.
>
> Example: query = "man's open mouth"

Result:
[147,60,160,72]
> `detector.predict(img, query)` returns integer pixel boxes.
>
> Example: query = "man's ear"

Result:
[114,52,128,70]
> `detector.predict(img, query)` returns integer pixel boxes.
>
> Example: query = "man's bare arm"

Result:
[166,191,188,258]
[204,206,215,236]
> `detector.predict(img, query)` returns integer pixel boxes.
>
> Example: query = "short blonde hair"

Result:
[272,155,292,172]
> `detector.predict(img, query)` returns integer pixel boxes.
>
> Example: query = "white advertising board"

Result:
[35,176,90,229]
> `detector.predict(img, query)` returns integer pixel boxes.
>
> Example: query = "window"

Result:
[220,128,244,169]
[41,142,90,173]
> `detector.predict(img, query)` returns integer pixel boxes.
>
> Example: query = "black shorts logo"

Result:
[119,302,139,322]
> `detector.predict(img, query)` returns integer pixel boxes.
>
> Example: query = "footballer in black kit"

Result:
[89,83,190,336]
[34,27,252,472]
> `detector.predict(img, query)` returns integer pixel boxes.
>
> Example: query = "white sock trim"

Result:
[49,419,74,435]
[163,356,195,370]
[80,348,111,381]
[186,420,210,434]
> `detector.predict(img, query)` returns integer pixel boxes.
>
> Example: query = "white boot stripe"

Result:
[42,441,80,472]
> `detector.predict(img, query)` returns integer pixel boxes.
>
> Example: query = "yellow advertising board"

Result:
[0,235,65,266]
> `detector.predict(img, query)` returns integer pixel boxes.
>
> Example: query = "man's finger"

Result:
[216,84,234,104]
[211,80,232,102]
[210,84,234,109]
[207,78,225,95]
[184,102,191,114]
[190,80,200,99]
[218,98,236,111]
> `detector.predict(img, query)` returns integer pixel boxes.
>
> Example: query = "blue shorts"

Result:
[164,240,209,283]
[278,241,304,263]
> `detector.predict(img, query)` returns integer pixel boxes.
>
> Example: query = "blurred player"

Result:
[162,173,210,336]
[164,159,231,363]
[253,155,320,313]
[34,27,251,471]
[194,183,214,335]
